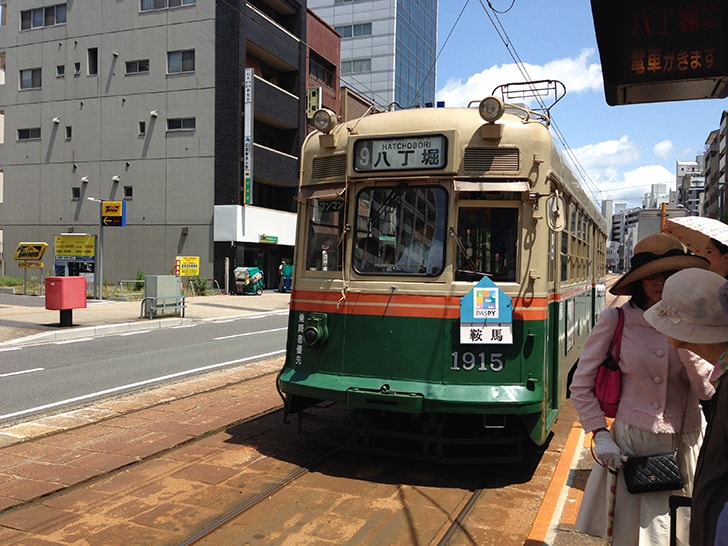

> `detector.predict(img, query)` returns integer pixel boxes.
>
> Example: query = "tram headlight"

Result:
[312,108,338,134]
[478,96,505,123]
[303,312,329,347]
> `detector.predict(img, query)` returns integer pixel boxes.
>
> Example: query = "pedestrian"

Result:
[570,233,715,545]
[644,268,728,546]
[705,237,728,278]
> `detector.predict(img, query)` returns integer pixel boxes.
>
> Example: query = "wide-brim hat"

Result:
[721,282,728,317]
[610,233,709,296]
[644,268,728,343]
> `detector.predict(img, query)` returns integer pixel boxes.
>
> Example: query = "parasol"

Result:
[662,216,728,255]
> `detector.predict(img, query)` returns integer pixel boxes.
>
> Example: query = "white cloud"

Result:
[590,164,675,207]
[572,136,641,174]
[434,48,683,210]
[436,49,602,107]
[653,140,675,160]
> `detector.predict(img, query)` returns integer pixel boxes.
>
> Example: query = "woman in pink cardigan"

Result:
[571,233,715,545]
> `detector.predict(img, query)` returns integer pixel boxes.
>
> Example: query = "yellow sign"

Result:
[101,201,123,216]
[14,242,48,261]
[175,256,200,277]
[18,261,44,268]
[55,234,96,257]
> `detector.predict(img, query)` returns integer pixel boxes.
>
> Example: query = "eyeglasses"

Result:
[643,271,676,281]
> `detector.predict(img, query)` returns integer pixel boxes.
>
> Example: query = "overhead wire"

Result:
[413,0,471,107]
[479,1,604,207]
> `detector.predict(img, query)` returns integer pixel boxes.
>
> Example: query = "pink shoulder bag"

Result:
[594,307,624,418]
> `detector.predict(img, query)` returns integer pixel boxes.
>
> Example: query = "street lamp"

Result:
[87,197,104,300]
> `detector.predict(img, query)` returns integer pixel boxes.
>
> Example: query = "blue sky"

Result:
[435,0,727,209]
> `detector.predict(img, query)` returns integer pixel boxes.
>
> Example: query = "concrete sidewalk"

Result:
[0,290,291,346]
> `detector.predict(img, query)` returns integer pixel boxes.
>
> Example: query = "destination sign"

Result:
[592,0,728,105]
[353,134,447,172]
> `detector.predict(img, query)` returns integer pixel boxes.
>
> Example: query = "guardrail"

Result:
[113,280,145,299]
[140,296,186,319]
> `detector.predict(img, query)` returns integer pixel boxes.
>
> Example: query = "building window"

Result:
[139,121,146,135]
[354,23,372,37]
[19,68,41,89]
[87,48,98,75]
[74,62,81,76]
[341,58,371,74]
[140,0,195,11]
[167,117,195,131]
[18,128,41,141]
[20,4,67,30]
[56,65,65,77]
[126,59,149,75]
[167,50,195,74]
[65,126,72,140]
[335,23,372,38]
[309,52,335,88]
[123,186,133,200]
[71,187,81,200]
[335,25,352,38]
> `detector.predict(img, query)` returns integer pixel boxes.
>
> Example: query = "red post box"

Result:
[45,276,87,326]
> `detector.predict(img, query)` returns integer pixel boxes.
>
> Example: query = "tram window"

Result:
[456,207,518,282]
[305,198,344,271]
[353,185,447,275]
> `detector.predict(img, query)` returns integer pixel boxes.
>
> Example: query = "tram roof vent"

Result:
[312,154,347,179]
[463,148,519,173]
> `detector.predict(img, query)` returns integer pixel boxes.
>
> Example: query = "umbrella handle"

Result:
[606,468,618,546]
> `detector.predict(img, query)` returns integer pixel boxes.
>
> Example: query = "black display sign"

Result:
[591,0,728,105]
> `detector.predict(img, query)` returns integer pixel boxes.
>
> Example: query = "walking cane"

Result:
[606,467,618,545]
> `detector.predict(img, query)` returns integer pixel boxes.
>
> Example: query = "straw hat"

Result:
[610,233,709,295]
[644,268,728,344]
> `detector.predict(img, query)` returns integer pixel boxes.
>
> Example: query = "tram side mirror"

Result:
[545,193,566,233]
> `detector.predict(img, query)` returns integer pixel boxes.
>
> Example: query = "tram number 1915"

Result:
[451,351,504,372]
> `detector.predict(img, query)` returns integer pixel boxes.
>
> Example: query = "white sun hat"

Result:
[644,267,728,344]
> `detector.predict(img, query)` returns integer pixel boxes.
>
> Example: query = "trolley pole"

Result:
[88,197,104,300]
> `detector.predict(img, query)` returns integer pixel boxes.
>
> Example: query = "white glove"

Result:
[593,430,627,469]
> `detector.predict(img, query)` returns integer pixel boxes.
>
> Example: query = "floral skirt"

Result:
[576,420,704,546]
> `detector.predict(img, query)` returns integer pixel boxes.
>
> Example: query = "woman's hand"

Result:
[594,430,627,469]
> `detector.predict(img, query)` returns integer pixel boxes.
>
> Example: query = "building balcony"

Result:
[246,8,300,70]
[254,76,299,129]
[252,143,297,187]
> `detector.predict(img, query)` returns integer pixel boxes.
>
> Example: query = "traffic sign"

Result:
[18,261,44,268]
[101,201,126,227]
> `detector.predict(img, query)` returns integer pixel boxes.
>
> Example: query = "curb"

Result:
[1,317,189,347]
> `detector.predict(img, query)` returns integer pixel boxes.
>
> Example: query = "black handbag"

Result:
[622,451,684,494]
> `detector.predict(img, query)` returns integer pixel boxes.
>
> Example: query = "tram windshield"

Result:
[353,185,447,276]
[456,207,518,282]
